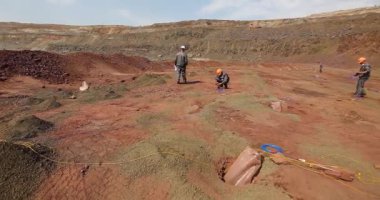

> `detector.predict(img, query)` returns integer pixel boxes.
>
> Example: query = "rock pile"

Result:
[0,50,69,83]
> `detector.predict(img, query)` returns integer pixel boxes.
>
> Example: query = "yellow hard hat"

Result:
[358,57,366,64]
[216,68,223,75]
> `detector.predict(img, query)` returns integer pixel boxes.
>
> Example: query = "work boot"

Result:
[177,80,180,84]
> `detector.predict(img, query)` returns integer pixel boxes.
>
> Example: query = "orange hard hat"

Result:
[216,68,223,75]
[358,57,366,64]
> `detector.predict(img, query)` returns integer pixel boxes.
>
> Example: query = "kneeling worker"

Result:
[215,68,230,89]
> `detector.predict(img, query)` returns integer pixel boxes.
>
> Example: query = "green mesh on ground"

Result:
[77,84,126,103]
[127,74,170,89]
[299,125,380,189]
[117,132,214,199]
[228,184,292,200]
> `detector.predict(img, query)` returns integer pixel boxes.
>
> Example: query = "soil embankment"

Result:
[0,50,167,83]
[0,7,379,66]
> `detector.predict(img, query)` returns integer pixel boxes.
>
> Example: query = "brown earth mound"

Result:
[64,52,167,78]
[0,95,44,107]
[0,50,69,84]
[0,141,55,200]
[0,50,167,84]
[9,115,54,140]
[37,97,62,111]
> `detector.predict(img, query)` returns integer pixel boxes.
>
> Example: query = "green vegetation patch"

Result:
[118,132,214,199]
[135,112,171,133]
[7,115,54,140]
[228,184,292,200]
[36,97,62,111]
[0,141,56,200]
[299,126,380,188]
[78,84,126,103]
[211,130,248,160]
[119,99,291,199]
[127,74,170,89]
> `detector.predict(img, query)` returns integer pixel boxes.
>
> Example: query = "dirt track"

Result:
[1,55,379,199]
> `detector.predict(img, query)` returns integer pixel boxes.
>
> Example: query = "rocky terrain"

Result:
[0,7,379,66]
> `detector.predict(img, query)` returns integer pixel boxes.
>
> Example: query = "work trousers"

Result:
[177,66,187,83]
[355,78,368,97]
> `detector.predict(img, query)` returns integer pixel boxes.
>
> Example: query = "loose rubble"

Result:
[0,50,69,84]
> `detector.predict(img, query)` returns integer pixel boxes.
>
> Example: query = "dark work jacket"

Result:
[175,51,188,68]
[216,72,229,84]
[359,63,371,79]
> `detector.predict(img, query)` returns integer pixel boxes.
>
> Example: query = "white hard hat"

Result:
[180,45,186,49]
[79,81,89,92]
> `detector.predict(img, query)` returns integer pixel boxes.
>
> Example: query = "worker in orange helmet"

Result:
[215,68,230,89]
[353,57,371,97]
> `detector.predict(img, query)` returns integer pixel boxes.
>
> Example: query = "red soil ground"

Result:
[1,55,379,199]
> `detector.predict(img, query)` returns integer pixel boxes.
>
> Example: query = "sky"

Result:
[0,0,379,26]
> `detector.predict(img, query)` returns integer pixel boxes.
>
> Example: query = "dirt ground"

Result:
[1,54,379,200]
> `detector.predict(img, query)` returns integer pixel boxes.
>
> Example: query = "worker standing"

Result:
[174,45,188,84]
[319,62,323,73]
[353,57,371,97]
[215,68,230,89]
